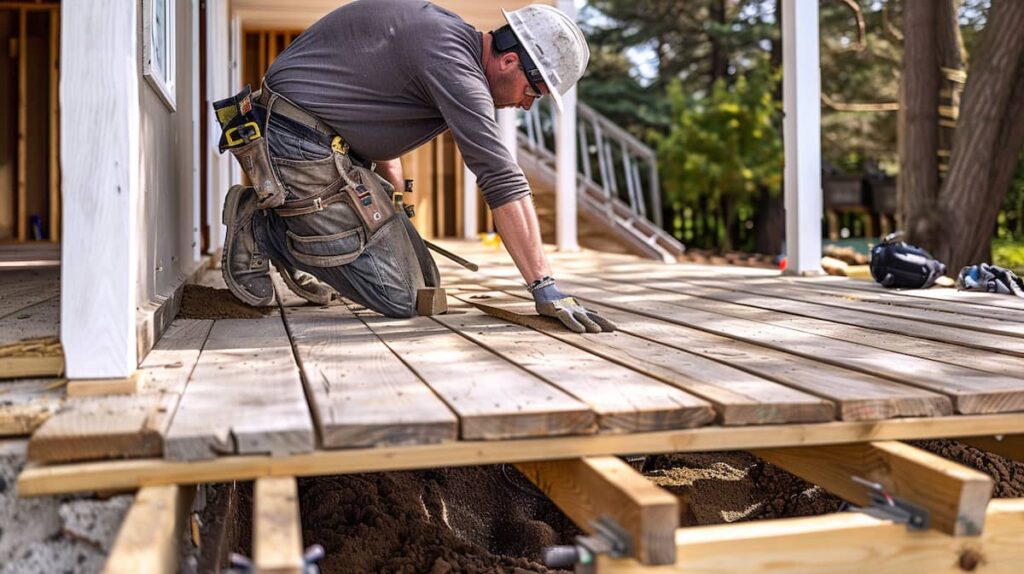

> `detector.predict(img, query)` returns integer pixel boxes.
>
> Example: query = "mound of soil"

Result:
[910,440,1024,497]
[299,467,577,574]
[178,285,274,320]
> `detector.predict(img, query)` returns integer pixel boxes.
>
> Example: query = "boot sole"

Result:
[221,185,275,307]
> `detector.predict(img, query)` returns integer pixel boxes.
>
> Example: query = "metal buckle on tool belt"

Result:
[331,136,350,155]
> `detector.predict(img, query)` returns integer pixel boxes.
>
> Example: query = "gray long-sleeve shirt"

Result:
[264,0,529,209]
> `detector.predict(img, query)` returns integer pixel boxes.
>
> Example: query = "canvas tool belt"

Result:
[215,84,394,235]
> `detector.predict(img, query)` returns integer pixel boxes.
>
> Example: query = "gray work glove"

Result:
[529,277,616,333]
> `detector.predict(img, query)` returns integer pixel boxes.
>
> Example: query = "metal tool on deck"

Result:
[850,475,930,530]
[542,516,632,573]
[228,544,325,574]
[394,179,479,272]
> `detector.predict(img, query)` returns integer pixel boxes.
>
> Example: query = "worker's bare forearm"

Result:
[492,195,551,285]
[374,159,404,193]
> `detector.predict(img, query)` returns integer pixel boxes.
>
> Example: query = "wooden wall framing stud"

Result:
[254,476,305,574]
[515,456,679,565]
[753,440,993,536]
[104,485,191,574]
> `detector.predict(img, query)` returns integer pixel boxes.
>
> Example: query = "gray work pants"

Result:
[253,110,439,317]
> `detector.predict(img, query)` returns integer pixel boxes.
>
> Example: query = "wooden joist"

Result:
[456,291,835,426]
[28,319,212,462]
[356,310,597,440]
[281,304,459,448]
[598,498,1024,574]
[753,441,993,536]
[103,485,190,574]
[434,301,716,433]
[18,412,1024,496]
[164,317,315,460]
[516,456,679,565]
[254,477,304,574]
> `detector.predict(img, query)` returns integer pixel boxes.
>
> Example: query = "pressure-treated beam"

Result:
[753,441,993,536]
[598,498,1024,574]
[18,413,1024,497]
[103,485,189,574]
[959,434,1024,463]
[515,457,678,565]
[254,477,304,574]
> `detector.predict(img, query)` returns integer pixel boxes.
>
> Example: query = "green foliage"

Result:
[653,57,782,249]
[992,240,1024,274]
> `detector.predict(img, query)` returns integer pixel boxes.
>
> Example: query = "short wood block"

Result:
[66,371,141,398]
[416,288,448,316]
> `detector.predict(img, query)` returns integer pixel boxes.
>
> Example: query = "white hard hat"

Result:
[501,5,590,112]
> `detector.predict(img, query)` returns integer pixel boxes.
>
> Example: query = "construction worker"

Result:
[217,0,614,333]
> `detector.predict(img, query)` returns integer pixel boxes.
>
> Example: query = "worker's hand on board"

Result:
[529,277,616,334]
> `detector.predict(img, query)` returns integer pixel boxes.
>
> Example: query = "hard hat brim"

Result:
[501,8,564,113]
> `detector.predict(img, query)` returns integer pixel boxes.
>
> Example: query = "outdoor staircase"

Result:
[518,100,686,263]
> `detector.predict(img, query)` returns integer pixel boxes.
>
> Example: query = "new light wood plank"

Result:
[600,499,1024,574]
[18,413,1024,496]
[559,278,1024,415]
[517,456,678,565]
[457,292,835,426]
[434,301,715,433]
[0,378,64,436]
[281,305,458,448]
[28,319,213,462]
[103,485,186,574]
[65,371,140,397]
[635,278,1024,378]
[254,477,304,574]
[0,295,63,378]
[754,441,993,536]
[164,317,315,460]
[355,310,597,440]
[443,270,950,422]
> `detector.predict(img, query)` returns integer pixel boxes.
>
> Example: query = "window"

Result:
[143,0,176,110]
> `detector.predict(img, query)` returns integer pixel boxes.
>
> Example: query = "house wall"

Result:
[136,0,200,305]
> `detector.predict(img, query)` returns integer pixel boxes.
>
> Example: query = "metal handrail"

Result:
[519,99,663,228]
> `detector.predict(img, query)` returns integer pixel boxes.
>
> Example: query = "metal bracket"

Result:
[542,516,633,572]
[851,476,930,531]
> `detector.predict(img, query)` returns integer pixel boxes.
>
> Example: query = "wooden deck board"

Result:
[795,275,1024,312]
[355,309,598,440]
[555,278,1024,415]
[434,301,716,433]
[281,304,459,448]
[164,317,315,460]
[28,319,213,462]
[455,291,836,426]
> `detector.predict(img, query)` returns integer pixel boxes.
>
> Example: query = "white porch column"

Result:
[497,108,518,160]
[555,0,580,252]
[61,3,140,378]
[462,164,478,239]
[782,0,823,275]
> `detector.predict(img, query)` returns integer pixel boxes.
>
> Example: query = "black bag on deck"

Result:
[869,233,946,289]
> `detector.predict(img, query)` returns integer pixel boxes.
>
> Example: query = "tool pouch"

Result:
[333,153,395,237]
[213,85,287,210]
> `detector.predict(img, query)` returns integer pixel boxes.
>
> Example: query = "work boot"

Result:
[221,185,275,306]
[274,261,341,306]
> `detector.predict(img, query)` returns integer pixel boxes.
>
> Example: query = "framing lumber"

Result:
[598,498,1024,574]
[65,371,140,397]
[434,301,716,433]
[281,304,459,448]
[557,278,1024,415]
[753,441,993,536]
[356,310,597,440]
[18,412,1024,496]
[254,477,304,574]
[164,317,315,460]
[17,8,26,241]
[28,319,213,462]
[103,485,189,574]
[516,456,678,565]
[959,435,1024,463]
[48,8,58,242]
[457,291,836,426]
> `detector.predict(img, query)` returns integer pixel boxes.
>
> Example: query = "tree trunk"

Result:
[936,0,965,180]
[899,1,942,248]
[935,1,1024,273]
